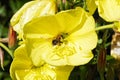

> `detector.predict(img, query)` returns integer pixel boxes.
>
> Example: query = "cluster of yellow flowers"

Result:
[9,0,120,80]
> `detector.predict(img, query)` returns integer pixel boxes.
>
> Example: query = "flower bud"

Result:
[8,26,17,49]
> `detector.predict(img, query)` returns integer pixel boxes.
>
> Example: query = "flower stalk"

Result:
[0,43,13,58]
[95,24,115,31]
[97,30,109,80]
[0,47,4,70]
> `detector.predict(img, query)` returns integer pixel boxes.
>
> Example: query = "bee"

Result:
[52,33,68,46]
[52,35,62,46]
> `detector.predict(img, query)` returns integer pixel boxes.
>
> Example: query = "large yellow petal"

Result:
[96,0,120,22]
[10,1,36,27]
[86,0,97,15]
[54,65,74,80]
[55,7,89,33]
[23,7,90,36]
[25,38,52,67]
[19,0,56,29]
[42,39,94,66]
[14,64,73,80]
[15,64,56,80]
[24,16,62,36]
[67,51,93,65]
[10,44,33,80]
[67,16,97,51]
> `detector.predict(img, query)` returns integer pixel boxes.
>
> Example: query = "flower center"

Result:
[52,33,68,46]
[51,33,76,57]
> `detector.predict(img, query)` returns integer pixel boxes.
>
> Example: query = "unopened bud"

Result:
[8,26,17,49]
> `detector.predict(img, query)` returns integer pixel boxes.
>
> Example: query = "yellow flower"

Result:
[10,0,56,40]
[23,7,98,66]
[96,0,120,22]
[86,0,97,15]
[10,44,73,80]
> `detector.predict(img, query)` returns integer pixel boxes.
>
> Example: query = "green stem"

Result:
[100,72,105,80]
[95,24,115,31]
[83,0,87,9]
[0,43,13,58]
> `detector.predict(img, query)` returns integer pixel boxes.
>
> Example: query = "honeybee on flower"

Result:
[23,7,98,66]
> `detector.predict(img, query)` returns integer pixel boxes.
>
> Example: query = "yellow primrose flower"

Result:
[23,7,98,66]
[10,0,56,40]
[86,0,97,15]
[10,44,73,80]
[96,0,120,22]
